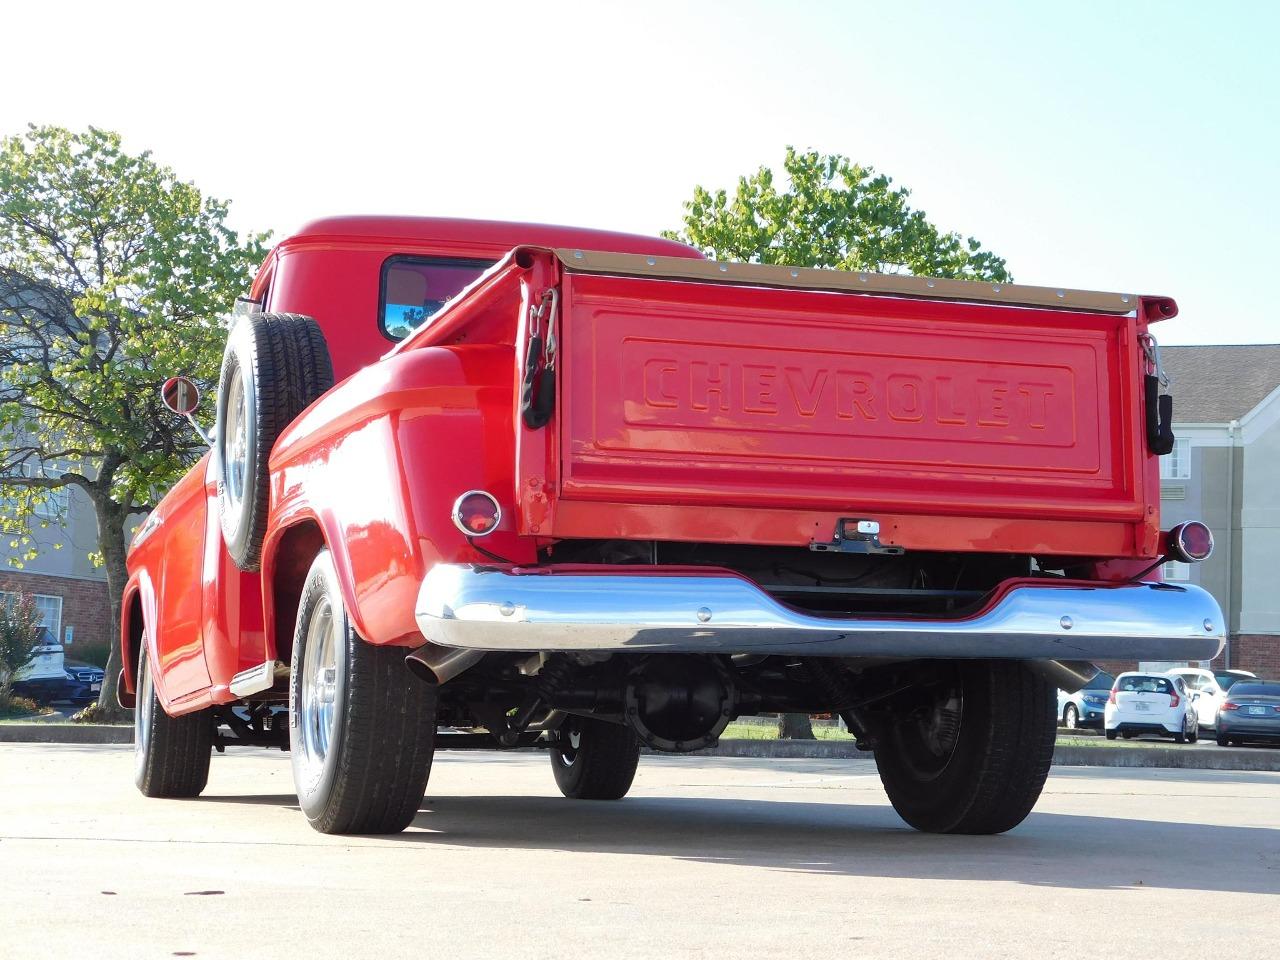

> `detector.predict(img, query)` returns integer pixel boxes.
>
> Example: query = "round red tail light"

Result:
[1168,521,1214,563]
[452,491,501,537]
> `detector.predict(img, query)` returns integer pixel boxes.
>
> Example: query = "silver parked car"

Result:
[1216,681,1280,747]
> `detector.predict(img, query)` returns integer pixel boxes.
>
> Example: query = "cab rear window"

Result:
[380,255,495,341]
[1117,676,1172,694]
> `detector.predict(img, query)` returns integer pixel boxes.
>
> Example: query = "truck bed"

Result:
[549,252,1166,559]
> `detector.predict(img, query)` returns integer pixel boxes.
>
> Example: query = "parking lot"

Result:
[2,744,1278,959]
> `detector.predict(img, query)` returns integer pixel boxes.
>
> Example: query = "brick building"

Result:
[0,479,113,654]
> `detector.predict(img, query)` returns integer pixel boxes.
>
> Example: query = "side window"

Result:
[379,256,496,341]
[1160,437,1191,480]
[0,591,63,646]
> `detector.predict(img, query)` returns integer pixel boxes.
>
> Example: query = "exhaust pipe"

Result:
[1027,659,1099,694]
[405,645,484,686]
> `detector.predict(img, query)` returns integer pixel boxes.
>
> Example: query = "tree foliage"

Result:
[664,147,1010,282]
[0,125,269,711]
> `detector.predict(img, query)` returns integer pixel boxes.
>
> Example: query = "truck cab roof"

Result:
[282,215,704,260]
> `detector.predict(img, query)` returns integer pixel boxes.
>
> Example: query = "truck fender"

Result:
[119,569,160,708]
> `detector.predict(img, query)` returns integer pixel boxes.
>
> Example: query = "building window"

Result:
[0,462,70,522]
[33,487,69,522]
[1160,438,1191,480]
[1163,561,1191,582]
[0,592,63,645]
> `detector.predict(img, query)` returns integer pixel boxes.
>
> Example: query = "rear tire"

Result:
[216,313,333,571]
[1105,729,1118,740]
[549,715,641,800]
[134,641,214,798]
[873,661,1056,835]
[1217,734,1229,747]
[289,549,437,834]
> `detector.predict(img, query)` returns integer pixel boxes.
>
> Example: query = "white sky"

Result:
[3,0,1277,345]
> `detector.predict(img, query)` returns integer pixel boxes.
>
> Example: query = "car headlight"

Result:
[1082,695,1106,706]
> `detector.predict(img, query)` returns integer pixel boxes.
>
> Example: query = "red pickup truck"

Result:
[122,215,1223,836]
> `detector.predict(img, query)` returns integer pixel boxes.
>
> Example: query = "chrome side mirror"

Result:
[161,376,200,415]
[160,376,212,446]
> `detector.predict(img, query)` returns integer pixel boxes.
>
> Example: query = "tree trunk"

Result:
[778,712,815,740]
[94,498,131,720]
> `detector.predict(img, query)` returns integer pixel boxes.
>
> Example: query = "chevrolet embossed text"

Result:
[622,340,1076,445]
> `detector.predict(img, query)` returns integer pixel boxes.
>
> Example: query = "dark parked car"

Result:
[1217,681,1280,746]
[63,661,105,706]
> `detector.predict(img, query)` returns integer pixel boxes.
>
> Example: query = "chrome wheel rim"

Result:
[135,652,154,757]
[223,367,248,522]
[298,597,339,782]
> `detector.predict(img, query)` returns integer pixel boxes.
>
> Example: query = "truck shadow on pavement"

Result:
[200,761,1280,895]
[392,793,1280,895]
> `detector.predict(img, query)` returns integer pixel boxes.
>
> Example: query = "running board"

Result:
[229,660,288,697]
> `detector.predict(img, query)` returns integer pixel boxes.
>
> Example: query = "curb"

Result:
[1049,744,1280,771]
[0,724,132,745]
[672,739,870,759]
[3,725,1278,771]
[667,738,1280,771]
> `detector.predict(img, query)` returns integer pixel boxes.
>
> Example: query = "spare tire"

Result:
[216,312,333,571]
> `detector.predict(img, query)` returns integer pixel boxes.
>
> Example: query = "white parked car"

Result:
[1104,672,1199,743]
[1165,667,1257,730]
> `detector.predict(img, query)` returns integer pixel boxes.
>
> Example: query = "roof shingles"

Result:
[1160,345,1280,423]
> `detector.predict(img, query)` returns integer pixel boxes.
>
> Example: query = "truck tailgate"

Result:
[535,254,1158,557]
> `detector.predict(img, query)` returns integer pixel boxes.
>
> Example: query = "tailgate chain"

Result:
[521,287,559,429]
[1139,332,1175,456]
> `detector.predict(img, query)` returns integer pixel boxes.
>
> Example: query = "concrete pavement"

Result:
[2,744,1278,959]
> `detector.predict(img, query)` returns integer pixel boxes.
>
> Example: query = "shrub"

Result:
[0,593,41,702]
[71,700,129,724]
[0,693,49,720]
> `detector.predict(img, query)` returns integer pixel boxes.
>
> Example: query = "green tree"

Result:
[0,125,268,716]
[670,148,1012,740]
[664,146,1010,281]
[0,592,41,703]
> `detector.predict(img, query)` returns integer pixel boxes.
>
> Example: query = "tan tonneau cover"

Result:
[555,248,1140,315]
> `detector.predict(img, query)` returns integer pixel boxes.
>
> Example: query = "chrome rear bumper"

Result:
[415,565,1225,662]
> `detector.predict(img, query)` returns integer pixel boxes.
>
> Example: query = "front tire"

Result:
[289,550,437,834]
[549,715,641,800]
[134,641,214,798]
[1064,704,1080,730]
[873,661,1056,835]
